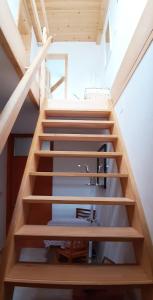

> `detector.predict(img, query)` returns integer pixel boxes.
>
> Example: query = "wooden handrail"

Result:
[111,0,153,105]
[0,36,52,154]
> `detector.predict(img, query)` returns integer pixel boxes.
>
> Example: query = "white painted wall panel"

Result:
[101,0,147,88]
[115,42,153,242]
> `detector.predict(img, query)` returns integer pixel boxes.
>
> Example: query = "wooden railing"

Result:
[0,36,52,154]
[111,0,153,105]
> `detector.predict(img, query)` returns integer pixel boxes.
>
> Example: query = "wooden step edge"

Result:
[29,171,128,178]
[39,133,118,142]
[23,196,135,205]
[34,151,122,158]
[5,264,153,286]
[44,109,112,117]
[42,119,115,124]
[15,225,144,241]
[41,120,115,128]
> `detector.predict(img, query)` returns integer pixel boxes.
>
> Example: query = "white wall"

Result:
[47,42,105,99]
[6,0,20,24]
[101,0,147,88]
[115,41,153,242]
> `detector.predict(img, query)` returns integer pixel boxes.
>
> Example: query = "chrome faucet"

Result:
[77,164,90,173]
[77,164,96,186]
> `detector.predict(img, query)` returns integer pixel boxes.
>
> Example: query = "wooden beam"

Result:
[65,55,68,98]
[40,27,47,108]
[46,53,68,60]
[18,0,32,35]
[51,76,65,93]
[96,0,108,44]
[111,0,153,105]
[39,0,50,36]
[18,0,33,65]
[29,0,43,42]
[0,37,52,154]
[0,0,39,106]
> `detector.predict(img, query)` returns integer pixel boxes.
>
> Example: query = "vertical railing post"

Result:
[40,27,48,109]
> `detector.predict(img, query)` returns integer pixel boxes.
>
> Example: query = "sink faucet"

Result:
[77,164,96,185]
[77,164,90,173]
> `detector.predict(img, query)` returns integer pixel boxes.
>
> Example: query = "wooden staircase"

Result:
[0,103,153,299]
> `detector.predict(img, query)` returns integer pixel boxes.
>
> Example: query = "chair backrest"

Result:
[76,208,96,220]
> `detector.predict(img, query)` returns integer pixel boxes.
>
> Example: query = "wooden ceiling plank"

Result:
[36,1,101,11]
[31,0,106,42]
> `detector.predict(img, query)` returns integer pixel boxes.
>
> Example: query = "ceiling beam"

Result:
[39,0,50,36]
[29,0,43,42]
[96,0,108,45]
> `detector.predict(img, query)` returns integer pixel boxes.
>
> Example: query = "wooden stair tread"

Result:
[45,109,112,117]
[5,264,152,286]
[15,225,143,241]
[23,195,135,205]
[39,133,118,142]
[29,171,128,178]
[42,119,114,128]
[35,150,122,158]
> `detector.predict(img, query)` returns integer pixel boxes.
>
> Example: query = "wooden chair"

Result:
[56,240,88,263]
[76,208,96,220]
